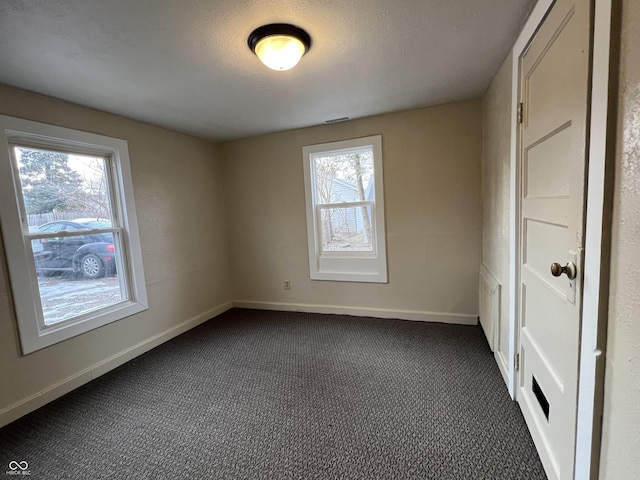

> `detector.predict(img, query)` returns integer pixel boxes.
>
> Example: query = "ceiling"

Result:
[0,0,535,142]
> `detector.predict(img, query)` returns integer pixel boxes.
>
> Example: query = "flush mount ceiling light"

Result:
[248,23,311,71]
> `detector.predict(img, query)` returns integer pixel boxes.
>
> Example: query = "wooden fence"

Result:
[27,211,100,227]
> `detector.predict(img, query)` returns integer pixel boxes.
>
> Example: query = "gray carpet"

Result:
[0,309,547,479]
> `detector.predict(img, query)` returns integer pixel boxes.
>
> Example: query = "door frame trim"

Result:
[574,0,615,476]
[507,0,614,478]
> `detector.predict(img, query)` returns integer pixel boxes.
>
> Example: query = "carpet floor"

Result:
[0,309,547,479]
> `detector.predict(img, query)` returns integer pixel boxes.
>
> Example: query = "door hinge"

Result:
[517,102,524,124]
[515,353,520,372]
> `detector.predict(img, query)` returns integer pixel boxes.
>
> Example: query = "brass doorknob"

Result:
[550,262,577,280]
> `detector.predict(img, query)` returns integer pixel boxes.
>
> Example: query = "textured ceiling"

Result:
[0,0,535,141]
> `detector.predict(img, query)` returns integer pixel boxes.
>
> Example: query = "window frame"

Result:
[302,135,388,283]
[0,115,148,354]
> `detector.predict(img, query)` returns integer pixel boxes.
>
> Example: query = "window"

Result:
[302,135,387,282]
[0,115,148,354]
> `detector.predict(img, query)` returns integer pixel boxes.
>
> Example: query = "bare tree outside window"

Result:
[303,135,386,282]
[313,150,374,252]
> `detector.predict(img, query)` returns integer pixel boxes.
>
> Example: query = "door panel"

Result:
[517,0,590,479]
[524,123,572,199]
[522,274,574,377]
[524,6,585,141]
[523,219,572,300]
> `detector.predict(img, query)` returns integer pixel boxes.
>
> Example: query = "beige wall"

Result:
[0,85,232,424]
[220,101,482,322]
[599,0,640,477]
[481,54,512,363]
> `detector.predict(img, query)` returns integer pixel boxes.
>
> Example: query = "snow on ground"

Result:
[37,275,122,324]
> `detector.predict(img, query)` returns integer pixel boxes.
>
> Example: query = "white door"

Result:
[516,0,591,479]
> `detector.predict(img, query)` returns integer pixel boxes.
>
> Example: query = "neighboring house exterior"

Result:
[318,175,374,247]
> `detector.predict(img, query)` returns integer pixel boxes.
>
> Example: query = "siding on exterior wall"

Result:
[0,84,232,424]
[220,101,483,323]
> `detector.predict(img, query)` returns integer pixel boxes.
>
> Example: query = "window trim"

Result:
[0,115,148,354]
[302,135,388,283]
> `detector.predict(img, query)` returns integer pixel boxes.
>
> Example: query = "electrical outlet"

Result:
[284,280,291,290]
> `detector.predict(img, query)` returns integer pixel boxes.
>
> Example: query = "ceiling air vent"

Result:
[324,117,351,124]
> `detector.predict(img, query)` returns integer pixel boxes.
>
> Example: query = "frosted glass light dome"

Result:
[248,24,311,72]
[254,35,306,71]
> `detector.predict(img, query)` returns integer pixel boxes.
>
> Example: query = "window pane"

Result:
[34,234,124,325]
[319,205,373,252]
[0,117,148,353]
[15,146,112,224]
[12,146,124,326]
[313,150,374,204]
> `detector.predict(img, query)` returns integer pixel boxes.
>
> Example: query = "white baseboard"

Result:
[232,300,478,325]
[0,301,232,428]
